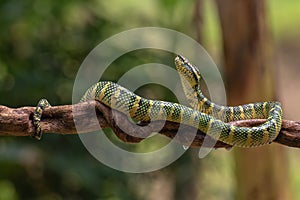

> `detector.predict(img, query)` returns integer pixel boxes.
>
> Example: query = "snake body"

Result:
[33,55,282,147]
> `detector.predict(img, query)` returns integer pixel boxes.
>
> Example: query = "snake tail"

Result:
[80,80,282,147]
[33,99,51,140]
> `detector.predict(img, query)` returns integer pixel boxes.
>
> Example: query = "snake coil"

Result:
[33,55,282,147]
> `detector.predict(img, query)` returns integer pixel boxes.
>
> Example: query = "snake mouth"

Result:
[175,55,189,67]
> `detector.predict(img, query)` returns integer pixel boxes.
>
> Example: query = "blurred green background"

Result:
[0,0,300,199]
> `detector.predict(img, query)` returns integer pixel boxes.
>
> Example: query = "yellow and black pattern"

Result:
[33,98,51,140]
[175,55,280,122]
[33,55,282,147]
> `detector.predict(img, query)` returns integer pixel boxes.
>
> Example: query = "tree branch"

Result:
[0,101,299,148]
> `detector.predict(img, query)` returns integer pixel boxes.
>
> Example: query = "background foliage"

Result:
[0,0,299,199]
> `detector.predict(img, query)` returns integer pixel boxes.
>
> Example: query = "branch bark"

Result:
[0,101,299,148]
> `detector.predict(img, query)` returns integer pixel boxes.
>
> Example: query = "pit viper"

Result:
[33,55,282,147]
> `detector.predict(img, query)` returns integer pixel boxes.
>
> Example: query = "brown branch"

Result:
[0,101,299,148]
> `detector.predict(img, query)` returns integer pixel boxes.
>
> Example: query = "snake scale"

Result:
[33,55,282,147]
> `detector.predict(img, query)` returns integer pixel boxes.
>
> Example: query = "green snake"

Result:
[33,55,282,147]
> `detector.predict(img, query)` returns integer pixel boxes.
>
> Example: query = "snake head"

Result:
[175,55,202,88]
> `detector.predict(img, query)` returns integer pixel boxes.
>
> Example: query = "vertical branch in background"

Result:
[215,0,291,200]
[192,0,204,42]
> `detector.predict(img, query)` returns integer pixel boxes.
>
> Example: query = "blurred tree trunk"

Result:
[215,1,291,200]
[193,0,204,43]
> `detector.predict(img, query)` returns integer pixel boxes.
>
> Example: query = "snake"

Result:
[33,55,282,147]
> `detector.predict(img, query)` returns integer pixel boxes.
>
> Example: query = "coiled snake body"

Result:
[33,55,282,147]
